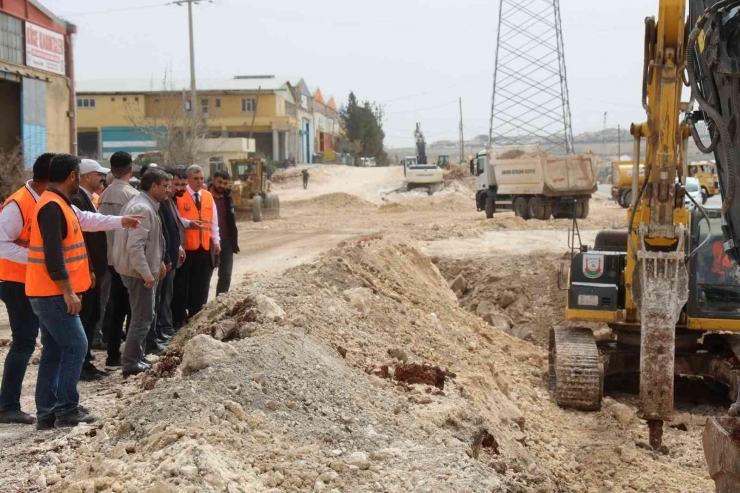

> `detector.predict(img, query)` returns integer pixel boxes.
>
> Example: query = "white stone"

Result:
[181,334,238,375]
[255,295,286,321]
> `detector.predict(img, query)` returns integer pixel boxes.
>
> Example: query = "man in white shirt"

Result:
[0,153,141,424]
[173,165,220,327]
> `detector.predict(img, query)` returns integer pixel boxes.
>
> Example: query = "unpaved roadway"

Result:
[0,165,721,493]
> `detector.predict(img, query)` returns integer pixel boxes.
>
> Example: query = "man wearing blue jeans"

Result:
[26,154,141,429]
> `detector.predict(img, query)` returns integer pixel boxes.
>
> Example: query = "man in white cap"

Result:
[70,158,112,381]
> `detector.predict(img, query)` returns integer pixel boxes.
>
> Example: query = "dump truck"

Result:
[688,160,719,203]
[611,161,645,208]
[228,158,279,222]
[474,145,596,220]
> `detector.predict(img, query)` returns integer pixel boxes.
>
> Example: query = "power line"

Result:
[383,100,458,116]
[61,2,176,17]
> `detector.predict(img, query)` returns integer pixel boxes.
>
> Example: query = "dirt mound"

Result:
[282,192,376,211]
[40,237,714,493]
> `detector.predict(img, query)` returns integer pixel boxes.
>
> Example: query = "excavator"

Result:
[550,1,740,490]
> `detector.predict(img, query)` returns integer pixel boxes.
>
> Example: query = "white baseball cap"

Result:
[80,159,110,175]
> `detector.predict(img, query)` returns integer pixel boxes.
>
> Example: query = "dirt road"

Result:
[0,165,720,493]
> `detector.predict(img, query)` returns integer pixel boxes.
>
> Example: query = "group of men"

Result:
[0,152,239,429]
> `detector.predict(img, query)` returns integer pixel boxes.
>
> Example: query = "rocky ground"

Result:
[0,165,725,492]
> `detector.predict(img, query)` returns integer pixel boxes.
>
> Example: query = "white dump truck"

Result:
[474,145,596,220]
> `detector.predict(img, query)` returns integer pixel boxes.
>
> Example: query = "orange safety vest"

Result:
[0,186,36,283]
[712,241,733,276]
[177,189,214,251]
[25,191,91,297]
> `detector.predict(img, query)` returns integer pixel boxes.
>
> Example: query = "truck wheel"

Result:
[514,197,530,219]
[252,195,264,223]
[485,196,494,219]
[527,196,546,220]
[622,190,632,208]
[577,200,590,219]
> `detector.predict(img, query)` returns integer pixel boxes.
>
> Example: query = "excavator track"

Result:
[549,327,603,411]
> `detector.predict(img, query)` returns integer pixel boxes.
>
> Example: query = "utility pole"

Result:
[602,111,608,157]
[173,0,211,135]
[618,124,621,158]
[458,97,464,164]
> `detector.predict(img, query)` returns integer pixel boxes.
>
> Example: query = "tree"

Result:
[0,143,26,201]
[125,71,213,168]
[340,92,388,166]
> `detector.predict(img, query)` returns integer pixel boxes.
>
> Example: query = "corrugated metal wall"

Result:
[21,77,47,168]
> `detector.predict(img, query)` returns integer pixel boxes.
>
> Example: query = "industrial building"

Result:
[0,0,76,167]
[76,75,343,166]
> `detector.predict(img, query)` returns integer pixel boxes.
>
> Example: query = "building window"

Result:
[215,99,221,108]
[0,12,23,66]
[184,100,192,112]
[201,99,209,117]
[77,98,96,108]
[242,98,256,112]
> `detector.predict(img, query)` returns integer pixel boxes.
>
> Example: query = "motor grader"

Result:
[228,158,279,222]
[548,1,740,490]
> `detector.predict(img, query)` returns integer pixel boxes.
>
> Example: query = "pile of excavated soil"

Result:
[380,183,476,213]
[282,192,376,211]
[434,254,579,347]
[36,235,714,493]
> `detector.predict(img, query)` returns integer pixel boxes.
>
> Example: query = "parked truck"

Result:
[611,160,645,208]
[474,145,596,220]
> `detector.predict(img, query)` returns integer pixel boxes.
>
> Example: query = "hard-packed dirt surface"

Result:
[0,165,722,492]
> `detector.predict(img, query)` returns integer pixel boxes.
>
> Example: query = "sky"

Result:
[44,0,652,147]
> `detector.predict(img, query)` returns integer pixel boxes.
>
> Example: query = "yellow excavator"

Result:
[550,1,740,490]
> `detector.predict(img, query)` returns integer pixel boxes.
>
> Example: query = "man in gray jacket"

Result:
[99,152,140,366]
[113,168,169,377]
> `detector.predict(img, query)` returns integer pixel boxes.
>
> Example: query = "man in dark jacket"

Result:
[70,159,111,381]
[209,170,240,295]
[158,168,187,337]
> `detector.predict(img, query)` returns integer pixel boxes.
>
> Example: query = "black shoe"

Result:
[36,414,55,430]
[158,334,171,342]
[80,367,105,382]
[0,409,36,424]
[54,407,99,427]
[145,342,166,355]
[122,363,148,378]
[105,355,122,367]
[140,357,153,367]
[162,328,175,337]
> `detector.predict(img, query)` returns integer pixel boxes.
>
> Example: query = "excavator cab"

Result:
[553,203,740,442]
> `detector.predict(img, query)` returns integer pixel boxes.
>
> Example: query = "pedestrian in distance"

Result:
[302,169,310,189]
[112,168,170,377]
[209,170,240,296]
[27,154,142,429]
[70,159,111,382]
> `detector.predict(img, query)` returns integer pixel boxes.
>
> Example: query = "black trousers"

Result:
[0,282,38,412]
[102,267,130,358]
[216,239,234,296]
[172,248,213,324]
[79,280,101,365]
